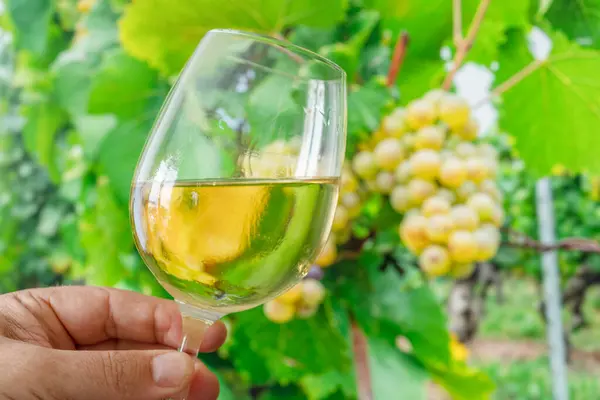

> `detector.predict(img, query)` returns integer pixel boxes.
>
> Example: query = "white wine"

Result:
[130,178,338,313]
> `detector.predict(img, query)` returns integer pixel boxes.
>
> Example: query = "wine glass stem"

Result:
[176,301,222,357]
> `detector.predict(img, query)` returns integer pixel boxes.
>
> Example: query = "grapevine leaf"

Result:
[497,30,600,174]
[53,60,94,117]
[398,55,445,103]
[88,48,158,118]
[300,370,356,400]
[78,179,133,286]
[368,337,428,400]
[119,0,348,75]
[5,0,52,55]
[430,362,495,400]
[258,386,306,400]
[545,0,600,48]
[228,301,352,385]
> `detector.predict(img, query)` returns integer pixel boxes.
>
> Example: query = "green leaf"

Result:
[120,0,349,75]
[258,386,306,400]
[398,55,445,103]
[53,60,95,117]
[228,301,352,385]
[6,0,53,55]
[368,337,428,400]
[431,362,495,400]
[88,48,159,118]
[300,369,356,400]
[78,179,133,286]
[497,30,600,174]
[546,0,600,48]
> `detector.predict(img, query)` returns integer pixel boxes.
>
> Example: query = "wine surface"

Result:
[130,178,338,313]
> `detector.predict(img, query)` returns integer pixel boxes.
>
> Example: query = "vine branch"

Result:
[442,0,491,90]
[351,320,373,400]
[387,32,410,87]
[502,228,600,254]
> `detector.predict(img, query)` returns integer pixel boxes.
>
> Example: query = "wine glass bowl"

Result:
[130,29,346,353]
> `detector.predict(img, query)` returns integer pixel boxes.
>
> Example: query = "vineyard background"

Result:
[1,0,600,399]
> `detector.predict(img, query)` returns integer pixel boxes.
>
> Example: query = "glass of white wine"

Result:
[130,30,346,359]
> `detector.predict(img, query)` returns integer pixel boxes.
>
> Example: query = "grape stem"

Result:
[386,31,410,87]
[441,0,491,90]
[351,320,373,400]
[502,227,600,254]
[453,0,463,45]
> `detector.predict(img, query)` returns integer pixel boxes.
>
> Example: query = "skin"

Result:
[0,286,227,400]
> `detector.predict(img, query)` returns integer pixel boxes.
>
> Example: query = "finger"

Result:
[199,321,227,353]
[51,348,217,400]
[188,362,220,400]
[79,340,173,351]
[31,286,183,347]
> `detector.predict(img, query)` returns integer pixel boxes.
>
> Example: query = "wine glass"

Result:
[130,29,346,359]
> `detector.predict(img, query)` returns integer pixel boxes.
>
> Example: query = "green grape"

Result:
[439,158,467,188]
[465,157,488,183]
[278,283,303,304]
[264,300,295,323]
[301,279,326,306]
[352,151,378,179]
[473,226,499,261]
[467,193,496,222]
[456,181,478,202]
[332,205,349,232]
[414,126,446,150]
[419,245,451,277]
[408,178,437,206]
[455,118,478,141]
[455,142,478,159]
[375,171,395,194]
[448,230,478,263]
[390,186,411,212]
[394,161,412,184]
[422,196,451,217]
[450,262,476,279]
[341,192,361,217]
[426,214,455,243]
[439,94,470,131]
[405,99,437,130]
[382,108,408,137]
[374,138,405,170]
[450,205,480,231]
[315,234,337,267]
[399,214,430,254]
[436,188,456,204]
[296,302,319,319]
[411,149,442,180]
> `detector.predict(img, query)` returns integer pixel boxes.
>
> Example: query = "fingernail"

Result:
[152,352,191,387]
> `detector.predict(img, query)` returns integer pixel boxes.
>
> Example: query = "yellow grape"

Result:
[390,186,411,213]
[484,158,499,178]
[332,205,349,232]
[352,151,378,179]
[408,178,437,206]
[411,150,441,180]
[478,143,498,160]
[426,214,455,243]
[394,161,412,184]
[374,138,405,170]
[465,157,489,183]
[315,234,338,267]
[480,179,503,202]
[450,205,480,231]
[467,193,496,222]
[450,262,476,279]
[278,283,303,304]
[399,214,430,254]
[436,188,456,204]
[455,142,478,159]
[419,245,451,277]
[341,169,359,193]
[301,279,326,306]
[423,89,447,108]
[405,99,437,130]
[401,133,417,152]
[341,192,362,218]
[264,300,295,323]
[375,171,395,194]
[448,230,478,263]
[382,108,408,137]
[456,181,478,202]
[414,126,446,151]
[439,94,470,131]
[422,196,451,217]
[296,302,319,319]
[473,227,499,262]
[455,118,478,141]
[439,158,468,188]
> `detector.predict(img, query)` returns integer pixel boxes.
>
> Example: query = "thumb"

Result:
[54,349,196,400]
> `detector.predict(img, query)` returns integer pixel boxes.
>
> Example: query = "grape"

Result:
[422,196,451,217]
[414,126,446,150]
[450,263,476,279]
[264,300,295,323]
[473,227,500,261]
[419,245,451,277]
[352,151,378,179]
[306,265,324,280]
[382,108,408,137]
[450,205,480,231]
[375,171,396,194]
[401,133,417,151]
[410,150,441,180]
[439,158,467,188]
[332,205,349,232]
[448,230,478,263]
[296,302,319,319]
[478,143,498,160]
[394,161,412,184]
[436,188,456,204]
[405,99,437,130]
[480,179,503,202]
[374,138,405,170]
[456,181,478,202]
[465,157,489,183]
[408,179,437,206]
[315,234,337,267]
[335,228,352,245]
[301,279,326,306]
[439,94,470,131]
[341,192,362,218]
[278,284,303,304]
[426,214,455,243]
[490,205,505,227]
[399,214,430,254]
[390,186,411,213]
[456,118,478,141]
[341,169,358,193]
[484,158,499,178]
[423,89,447,107]
[467,193,495,221]
[455,142,478,159]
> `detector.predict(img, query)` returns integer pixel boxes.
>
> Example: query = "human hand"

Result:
[0,286,227,400]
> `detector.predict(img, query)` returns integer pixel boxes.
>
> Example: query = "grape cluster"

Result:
[353,89,503,278]
[263,277,326,323]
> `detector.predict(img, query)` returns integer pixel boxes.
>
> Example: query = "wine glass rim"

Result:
[207,28,346,79]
